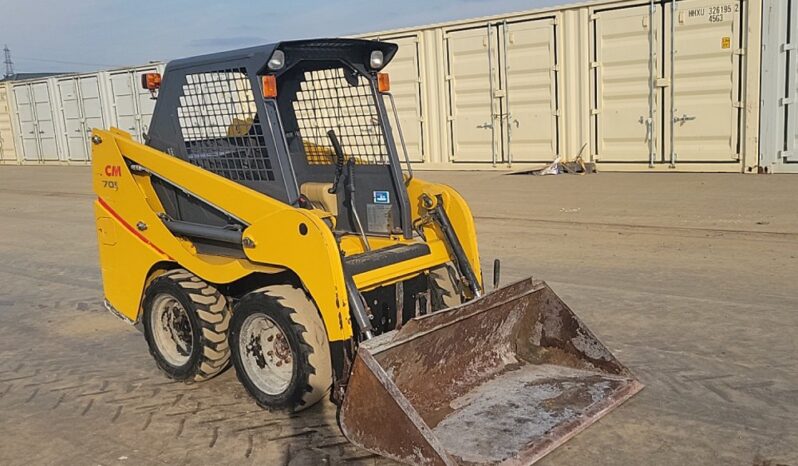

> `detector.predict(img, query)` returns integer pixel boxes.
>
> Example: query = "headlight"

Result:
[369,50,384,69]
[267,50,285,70]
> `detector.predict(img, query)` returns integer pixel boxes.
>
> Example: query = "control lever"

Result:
[493,258,501,290]
[327,129,345,194]
[346,158,371,252]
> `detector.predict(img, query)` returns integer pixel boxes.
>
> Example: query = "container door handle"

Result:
[640,116,653,142]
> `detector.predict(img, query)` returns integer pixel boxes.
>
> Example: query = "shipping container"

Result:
[0,1,772,171]
[440,18,560,165]
[11,79,60,163]
[54,73,107,162]
[104,64,164,144]
[1,63,165,165]
[759,0,797,173]
[358,0,763,172]
[0,83,19,164]
[590,0,750,169]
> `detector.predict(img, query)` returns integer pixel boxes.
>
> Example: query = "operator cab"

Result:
[144,39,413,246]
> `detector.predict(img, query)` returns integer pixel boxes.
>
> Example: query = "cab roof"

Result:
[165,38,398,75]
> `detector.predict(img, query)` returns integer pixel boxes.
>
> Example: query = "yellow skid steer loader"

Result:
[92,39,642,464]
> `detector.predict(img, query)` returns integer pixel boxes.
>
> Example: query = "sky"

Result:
[0,0,562,74]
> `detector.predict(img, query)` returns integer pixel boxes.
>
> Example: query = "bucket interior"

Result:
[347,279,641,464]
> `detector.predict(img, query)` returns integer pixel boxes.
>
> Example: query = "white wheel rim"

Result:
[151,293,193,366]
[239,314,294,396]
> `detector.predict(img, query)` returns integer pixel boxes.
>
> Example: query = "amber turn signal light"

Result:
[141,73,162,91]
[377,73,390,93]
[262,75,277,98]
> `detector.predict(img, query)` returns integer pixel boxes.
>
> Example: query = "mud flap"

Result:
[339,278,643,465]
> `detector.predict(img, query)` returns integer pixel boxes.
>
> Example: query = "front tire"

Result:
[230,285,332,412]
[142,269,231,382]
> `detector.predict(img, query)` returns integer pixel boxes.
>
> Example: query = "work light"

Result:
[369,50,384,69]
[268,50,285,70]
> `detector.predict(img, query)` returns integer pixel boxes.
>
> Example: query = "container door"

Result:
[58,78,88,161]
[381,35,425,162]
[13,84,41,161]
[668,0,743,163]
[0,85,17,162]
[109,71,141,140]
[592,4,663,163]
[31,82,59,161]
[500,18,559,163]
[78,75,104,160]
[446,25,501,163]
[787,0,798,163]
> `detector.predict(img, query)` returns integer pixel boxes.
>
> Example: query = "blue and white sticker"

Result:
[373,190,390,204]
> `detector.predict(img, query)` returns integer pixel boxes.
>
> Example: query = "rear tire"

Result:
[429,263,463,311]
[142,269,231,382]
[230,285,332,412]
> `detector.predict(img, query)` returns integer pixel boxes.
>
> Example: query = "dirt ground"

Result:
[0,166,795,465]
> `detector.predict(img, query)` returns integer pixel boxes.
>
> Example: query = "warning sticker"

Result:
[721,36,731,49]
[366,204,391,233]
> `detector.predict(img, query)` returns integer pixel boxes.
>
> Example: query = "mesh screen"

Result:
[291,68,389,165]
[177,69,274,181]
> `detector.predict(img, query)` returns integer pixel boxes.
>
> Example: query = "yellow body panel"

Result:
[95,202,167,321]
[406,177,483,285]
[92,129,482,342]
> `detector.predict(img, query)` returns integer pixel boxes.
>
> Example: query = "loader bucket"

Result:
[339,278,643,465]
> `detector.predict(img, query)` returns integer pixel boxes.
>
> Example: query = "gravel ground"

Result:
[0,166,795,465]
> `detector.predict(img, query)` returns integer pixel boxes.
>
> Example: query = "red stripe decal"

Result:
[97,197,173,260]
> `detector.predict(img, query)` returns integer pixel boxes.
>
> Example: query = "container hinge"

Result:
[590,13,599,20]
[779,97,794,106]
[655,78,670,87]
[553,109,561,116]
[733,101,745,108]
[778,150,796,160]
[731,153,740,160]
[733,49,745,56]
[781,43,797,52]
[552,65,560,72]
[551,17,559,25]
[590,61,601,69]
[591,108,601,115]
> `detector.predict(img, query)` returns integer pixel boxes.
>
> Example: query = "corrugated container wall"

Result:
[3,63,163,164]
[359,0,763,172]
[10,78,60,163]
[103,64,164,144]
[759,0,798,173]
[0,83,18,164]
[55,72,107,162]
[0,1,775,172]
